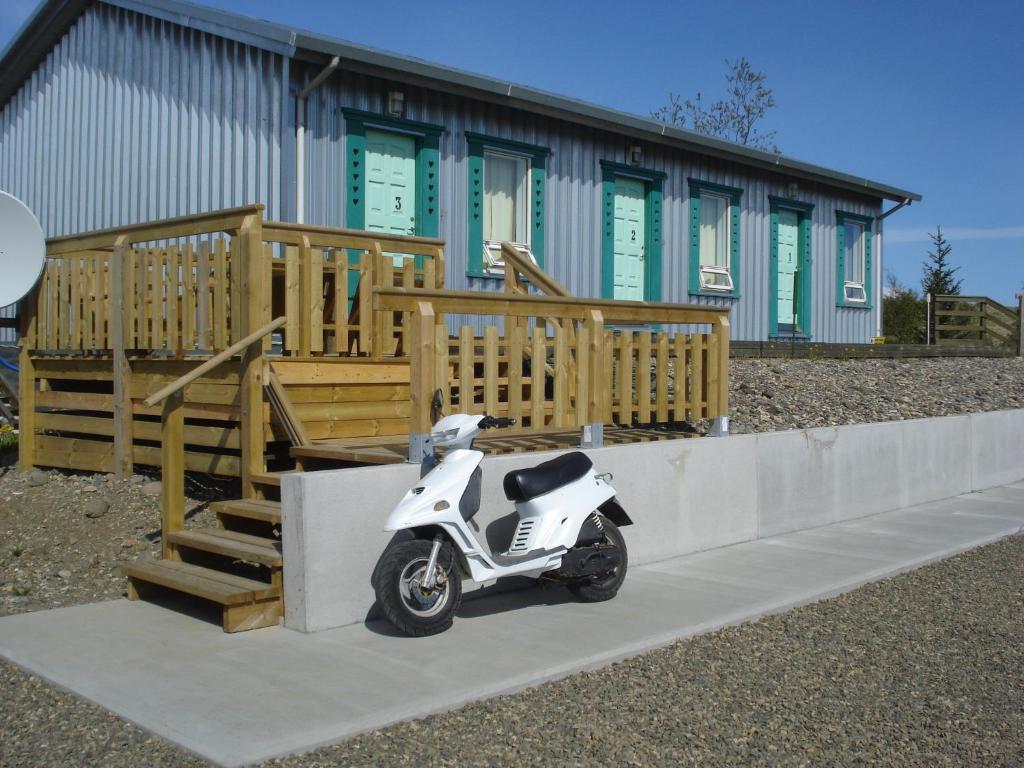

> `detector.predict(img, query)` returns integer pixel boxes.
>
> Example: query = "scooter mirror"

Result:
[430,388,444,425]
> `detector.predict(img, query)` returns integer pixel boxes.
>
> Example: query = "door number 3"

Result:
[394,196,403,211]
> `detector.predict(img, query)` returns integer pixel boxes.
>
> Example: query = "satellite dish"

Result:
[0,191,46,307]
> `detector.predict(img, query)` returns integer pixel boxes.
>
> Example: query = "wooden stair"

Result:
[123,499,284,632]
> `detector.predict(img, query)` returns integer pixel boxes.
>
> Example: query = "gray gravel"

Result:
[727,356,1024,434]
[2,535,1022,767]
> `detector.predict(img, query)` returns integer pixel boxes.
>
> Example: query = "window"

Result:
[698,192,733,291]
[835,211,873,308]
[843,221,866,302]
[482,151,532,272]
[688,179,743,296]
[466,133,549,277]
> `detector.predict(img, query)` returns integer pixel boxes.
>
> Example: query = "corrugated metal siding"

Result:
[303,69,882,342]
[0,2,288,237]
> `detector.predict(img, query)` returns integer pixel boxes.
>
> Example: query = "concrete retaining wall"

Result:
[282,409,1024,633]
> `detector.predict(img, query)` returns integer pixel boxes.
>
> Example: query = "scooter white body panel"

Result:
[384,447,615,584]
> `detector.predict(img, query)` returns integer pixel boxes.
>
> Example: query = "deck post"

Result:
[581,309,604,449]
[408,300,436,468]
[708,316,731,437]
[238,213,267,499]
[161,388,185,559]
[110,236,134,477]
[16,293,37,471]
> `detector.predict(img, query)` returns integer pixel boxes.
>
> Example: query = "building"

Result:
[0,0,920,343]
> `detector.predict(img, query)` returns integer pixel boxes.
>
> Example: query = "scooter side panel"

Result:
[513,473,616,552]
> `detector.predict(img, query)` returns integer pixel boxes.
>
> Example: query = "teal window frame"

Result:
[687,178,742,299]
[466,132,549,279]
[600,160,665,302]
[768,195,815,339]
[342,108,445,238]
[835,210,874,309]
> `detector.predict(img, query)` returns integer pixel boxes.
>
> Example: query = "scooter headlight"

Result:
[431,427,460,444]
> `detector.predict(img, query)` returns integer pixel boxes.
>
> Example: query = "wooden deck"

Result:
[292,423,703,466]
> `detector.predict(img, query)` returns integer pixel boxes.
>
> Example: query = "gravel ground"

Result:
[727,356,1024,434]
[2,534,1021,767]
[0,356,1022,766]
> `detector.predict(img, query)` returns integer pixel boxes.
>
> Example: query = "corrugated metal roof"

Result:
[0,0,922,203]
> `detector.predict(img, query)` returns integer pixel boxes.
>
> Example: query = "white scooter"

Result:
[372,413,633,636]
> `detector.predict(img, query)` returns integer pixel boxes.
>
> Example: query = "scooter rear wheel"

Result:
[374,538,463,637]
[568,517,628,603]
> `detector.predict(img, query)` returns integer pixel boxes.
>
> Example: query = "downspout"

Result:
[295,56,340,224]
[875,197,913,338]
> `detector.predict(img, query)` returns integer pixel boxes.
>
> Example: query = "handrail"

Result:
[46,205,265,255]
[143,316,286,407]
[374,287,729,325]
[500,241,571,297]
[263,220,445,247]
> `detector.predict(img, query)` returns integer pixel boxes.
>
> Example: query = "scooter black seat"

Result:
[503,451,593,502]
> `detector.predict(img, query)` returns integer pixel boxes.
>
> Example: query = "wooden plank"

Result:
[508,322,523,425]
[292,399,413,422]
[68,256,81,348]
[58,257,70,347]
[714,317,730,419]
[483,325,498,416]
[292,442,406,465]
[167,245,181,352]
[35,412,241,449]
[409,301,436,435]
[161,390,185,559]
[374,287,729,325]
[213,239,228,349]
[574,323,589,427]
[673,333,687,422]
[308,245,324,354]
[168,529,282,567]
[182,243,195,352]
[358,251,373,355]
[400,260,415,355]
[617,332,633,426]
[122,559,279,605]
[602,330,614,423]
[302,417,409,440]
[434,324,449,410]
[530,326,545,428]
[294,240,309,355]
[17,295,37,470]
[334,249,349,354]
[707,326,720,417]
[637,330,651,424]
[282,383,409,404]
[131,445,240,476]
[271,359,410,386]
[692,333,705,419]
[239,216,267,499]
[266,370,310,447]
[585,310,604,426]
[149,248,162,349]
[553,325,568,427]
[656,332,669,422]
[196,241,211,349]
[110,239,133,477]
[458,325,474,412]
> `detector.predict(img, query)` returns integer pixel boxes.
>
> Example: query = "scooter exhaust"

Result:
[553,545,624,580]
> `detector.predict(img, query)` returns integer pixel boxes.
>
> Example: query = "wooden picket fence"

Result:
[933,294,1022,354]
[375,287,731,436]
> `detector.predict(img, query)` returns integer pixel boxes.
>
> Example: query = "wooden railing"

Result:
[934,295,1022,354]
[374,288,731,438]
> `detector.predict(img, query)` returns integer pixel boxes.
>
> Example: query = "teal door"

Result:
[365,130,416,264]
[777,210,799,326]
[613,177,646,300]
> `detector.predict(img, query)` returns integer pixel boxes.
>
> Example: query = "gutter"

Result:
[295,56,340,224]
[875,198,914,338]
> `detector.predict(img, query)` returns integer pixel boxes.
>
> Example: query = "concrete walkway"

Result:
[2,481,1023,767]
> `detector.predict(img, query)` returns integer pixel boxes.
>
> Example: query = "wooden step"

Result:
[123,559,281,633]
[212,498,281,525]
[251,470,302,488]
[168,528,283,567]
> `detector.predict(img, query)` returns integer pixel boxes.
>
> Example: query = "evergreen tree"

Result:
[920,226,962,297]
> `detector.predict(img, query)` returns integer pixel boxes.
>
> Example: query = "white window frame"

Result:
[697,192,734,292]
[843,220,867,304]
[481,149,534,274]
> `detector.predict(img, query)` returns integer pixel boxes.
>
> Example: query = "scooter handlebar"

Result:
[478,415,517,430]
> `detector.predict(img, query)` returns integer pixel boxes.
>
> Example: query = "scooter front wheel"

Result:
[373,539,463,637]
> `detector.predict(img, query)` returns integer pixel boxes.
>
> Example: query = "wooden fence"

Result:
[375,288,731,436]
[934,295,1022,354]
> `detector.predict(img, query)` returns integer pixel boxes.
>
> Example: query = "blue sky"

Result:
[2,0,1022,304]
